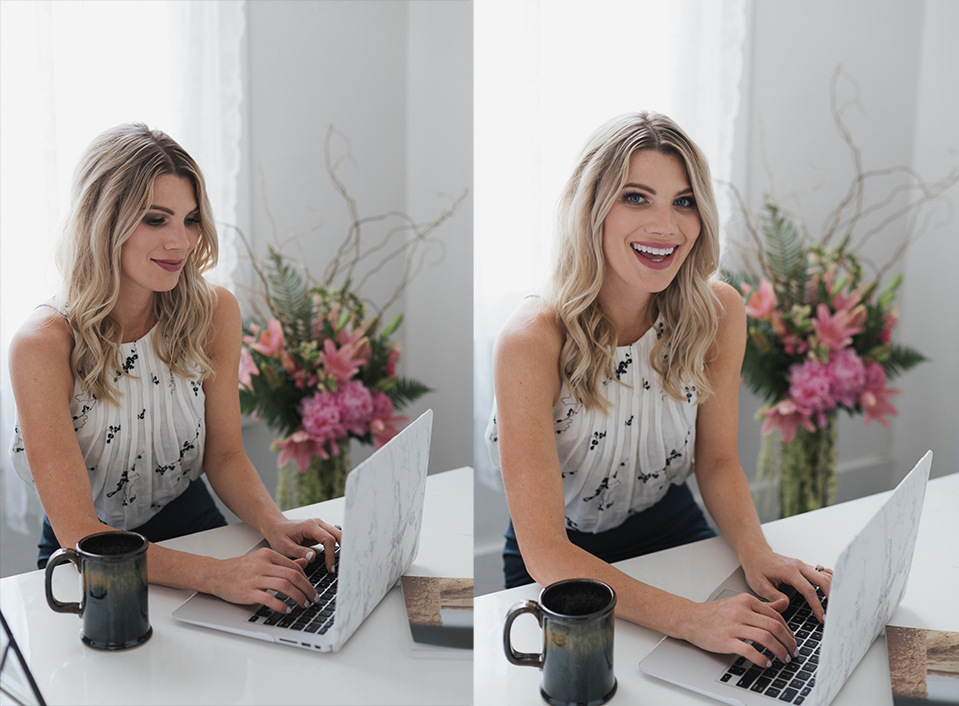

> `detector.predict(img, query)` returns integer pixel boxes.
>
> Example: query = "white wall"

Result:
[896,0,959,483]
[236,1,473,509]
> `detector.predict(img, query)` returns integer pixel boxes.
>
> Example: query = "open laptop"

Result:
[172,409,432,652]
[639,450,932,706]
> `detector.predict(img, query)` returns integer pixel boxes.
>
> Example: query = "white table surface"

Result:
[476,472,959,706]
[0,466,474,706]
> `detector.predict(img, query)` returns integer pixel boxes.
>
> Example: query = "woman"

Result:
[486,112,831,668]
[9,123,340,615]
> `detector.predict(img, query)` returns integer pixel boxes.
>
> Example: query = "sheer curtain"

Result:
[473,0,747,489]
[0,1,245,536]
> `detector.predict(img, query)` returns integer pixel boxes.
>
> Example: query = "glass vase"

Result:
[758,410,837,518]
[276,445,351,510]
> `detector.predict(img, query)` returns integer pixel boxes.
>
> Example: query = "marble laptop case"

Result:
[171,409,432,653]
[638,450,932,706]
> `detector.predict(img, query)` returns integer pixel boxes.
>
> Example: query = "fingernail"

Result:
[793,649,800,658]
[285,606,292,614]
[306,550,315,561]
[766,660,772,668]
[303,600,311,608]
[313,593,321,603]
[785,655,791,663]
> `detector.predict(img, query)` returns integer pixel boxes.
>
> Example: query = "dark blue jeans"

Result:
[38,477,227,569]
[503,481,716,588]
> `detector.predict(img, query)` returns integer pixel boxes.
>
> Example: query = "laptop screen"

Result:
[0,609,46,706]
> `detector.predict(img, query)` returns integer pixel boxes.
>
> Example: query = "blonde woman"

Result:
[9,124,340,614]
[486,112,832,668]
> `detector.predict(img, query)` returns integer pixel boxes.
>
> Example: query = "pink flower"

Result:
[238,347,259,388]
[827,348,866,408]
[276,430,324,473]
[880,311,898,345]
[384,346,401,377]
[246,318,286,357]
[301,391,346,457]
[813,304,864,352]
[788,359,836,425]
[745,278,778,321]
[319,338,362,382]
[337,380,374,436]
[761,399,816,443]
[369,392,408,448]
[859,361,901,426]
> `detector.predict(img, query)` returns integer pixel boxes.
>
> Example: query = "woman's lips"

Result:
[631,242,677,271]
[153,259,184,272]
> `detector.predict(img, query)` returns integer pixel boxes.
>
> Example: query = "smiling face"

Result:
[120,173,200,300]
[599,149,701,318]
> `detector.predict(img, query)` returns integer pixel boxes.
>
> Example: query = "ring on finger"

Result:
[814,564,825,572]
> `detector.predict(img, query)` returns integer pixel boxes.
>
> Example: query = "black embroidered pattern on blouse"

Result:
[154,420,202,477]
[105,424,120,444]
[588,430,606,451]
[614,350,633,380]
[582,470,619,511]
[105,457,141,507]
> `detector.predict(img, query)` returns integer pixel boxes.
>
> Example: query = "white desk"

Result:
[476,472,958,706]
[0,467,473,706]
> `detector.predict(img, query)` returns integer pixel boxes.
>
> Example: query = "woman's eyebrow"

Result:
[622,183,694,196]
[146,205,199,216]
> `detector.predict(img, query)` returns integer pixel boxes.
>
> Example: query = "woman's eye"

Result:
[674,196,696,208]
[185,217,200,227]
[145,217,165,227]
[624,192,646,205]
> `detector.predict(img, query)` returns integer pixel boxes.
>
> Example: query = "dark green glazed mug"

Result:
[44,531,152,650]
[504,578,617,706]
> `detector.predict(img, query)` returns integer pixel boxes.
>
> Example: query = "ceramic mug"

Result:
[504,578,617,706]
[44,531,152,650]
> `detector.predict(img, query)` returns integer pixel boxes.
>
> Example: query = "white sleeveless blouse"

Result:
[11,322,206,529]
[486,319,699,534]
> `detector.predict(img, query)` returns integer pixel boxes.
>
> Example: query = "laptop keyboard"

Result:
[718,586,827,704]
[247,547,339,635]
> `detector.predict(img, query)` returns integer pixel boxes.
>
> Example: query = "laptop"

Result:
[638,450,933,706]
[172,409,432,652]
[0,609,47,706]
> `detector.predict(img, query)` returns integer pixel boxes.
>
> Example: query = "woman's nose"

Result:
[644,204,677,235]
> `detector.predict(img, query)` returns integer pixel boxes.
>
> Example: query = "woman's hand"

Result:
[207,547,321,614]
[262,518,343,573]
[680,593,799,668]
[741,551,833,623]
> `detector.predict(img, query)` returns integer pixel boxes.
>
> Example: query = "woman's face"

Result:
[600,149,701,305]
[120,174,200,298]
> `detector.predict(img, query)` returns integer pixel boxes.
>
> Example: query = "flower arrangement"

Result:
[726,69,956,517]
[236,127,466,508]
[734,214,921,445]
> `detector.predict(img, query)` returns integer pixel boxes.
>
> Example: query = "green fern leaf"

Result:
[883,344,928,381]
[264,247,313,343]
[388,377,434,410]
[760,200,806,306]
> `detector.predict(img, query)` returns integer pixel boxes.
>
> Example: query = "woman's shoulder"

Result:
[10,305,74,360]
[495,296,565,358]
[710,280,746,324]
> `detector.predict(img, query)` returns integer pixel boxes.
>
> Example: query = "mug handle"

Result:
[45,547,82,615]
[503,599,544,667]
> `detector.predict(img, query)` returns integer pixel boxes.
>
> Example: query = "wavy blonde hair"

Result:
[546,112,721,413]
[56,123,218,405]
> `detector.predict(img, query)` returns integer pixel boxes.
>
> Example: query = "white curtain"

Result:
[473,0,747,489]
[0,0,245,536]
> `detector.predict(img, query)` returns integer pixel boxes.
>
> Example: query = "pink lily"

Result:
[238,348,259,388]
[369,392,408,448]
[319,338,363,382]
[812,304,864,352]
[761,399,816,443]
[860,362,901,427]
[247,318,286,357]
[745,278,778,321]
[276,430,325,473]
